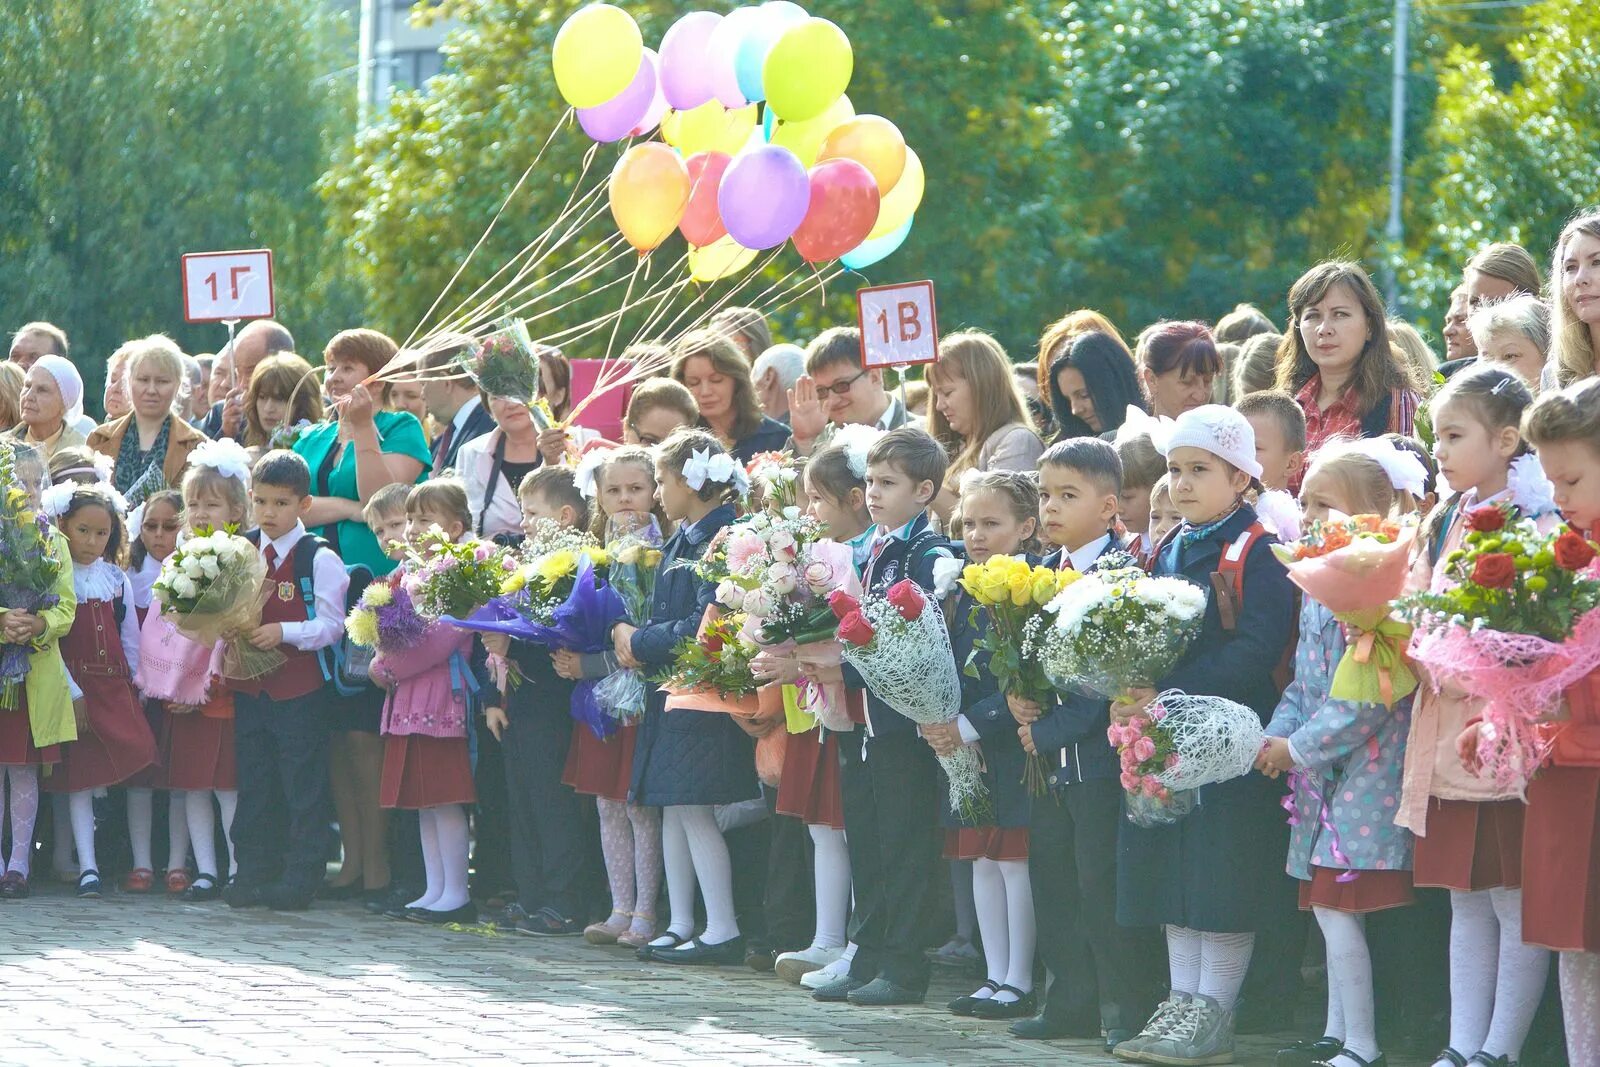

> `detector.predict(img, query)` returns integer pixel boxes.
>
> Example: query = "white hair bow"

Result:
[683,448,749,495]
[831,423,885,480]
[1114,405,1173,449]
[40,482,128,519]
[573,448,610,500]
[1341,438,1428,500]
[188,438,253,486]
[1508,453,1557,517]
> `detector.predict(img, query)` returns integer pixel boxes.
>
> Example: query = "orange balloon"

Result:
[816,115,906,194]
[608,143,692,253]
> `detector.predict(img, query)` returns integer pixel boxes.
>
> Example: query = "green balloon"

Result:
[762,17,852,123]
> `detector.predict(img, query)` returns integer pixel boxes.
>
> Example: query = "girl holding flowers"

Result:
[1399,366,1552,1067]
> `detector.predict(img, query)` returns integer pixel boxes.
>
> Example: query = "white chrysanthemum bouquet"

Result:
[154,528,280,681]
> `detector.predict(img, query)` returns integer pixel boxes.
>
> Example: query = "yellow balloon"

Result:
[869,147,924,240]
[552,4,644,109]
[609,143,692,253]
[763,17,853,123]
[688,235,757,282]
[662,101,758,158]
[769,94,855,168]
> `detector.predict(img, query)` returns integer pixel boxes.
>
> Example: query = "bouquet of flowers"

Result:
[1273,513,1419,707]
[500,538,610,626]
[959,554,1082,794]
[268,418,315,452]
[345,578,429,653]
[455,317,557,430]
[0,442,64,710]
[657,609,789,784]
[1109,690,1266,826]
[1038,556,1208,700]
[1396,502,1600,787]
[835,579,986,819]
[153,527,281,681]
[594,516,665,726]
[404,530,515,621]
[707,512,830,643]
[746,451,803,515]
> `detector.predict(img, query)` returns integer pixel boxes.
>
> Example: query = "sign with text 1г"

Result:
[857,280,939,370]
[180,249,275,323]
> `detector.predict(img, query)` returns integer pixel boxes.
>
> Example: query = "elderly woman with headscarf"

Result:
[5,355,89,462]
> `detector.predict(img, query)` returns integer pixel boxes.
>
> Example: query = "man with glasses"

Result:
[785,327,922,456]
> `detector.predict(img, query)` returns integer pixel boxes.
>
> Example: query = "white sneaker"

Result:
[775,945,844,985]
[800,955,854,990]
[929,936,981,967]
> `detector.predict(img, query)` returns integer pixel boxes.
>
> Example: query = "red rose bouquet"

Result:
[1396,502,1600,787]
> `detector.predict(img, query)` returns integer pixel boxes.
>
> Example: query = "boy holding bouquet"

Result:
[1010,439,1160,1050]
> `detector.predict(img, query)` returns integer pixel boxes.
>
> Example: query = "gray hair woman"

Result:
[1469,294,1552,391]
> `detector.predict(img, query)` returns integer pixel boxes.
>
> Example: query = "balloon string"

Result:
[402,109,572,350]
[461,233,635,338]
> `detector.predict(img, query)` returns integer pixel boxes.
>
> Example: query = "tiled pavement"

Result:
[0,886,1428,1066]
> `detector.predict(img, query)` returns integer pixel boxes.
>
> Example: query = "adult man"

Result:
[784,327,922,456]
[208,350,234,406]
[8,322,68,369]
[750,343,806,426]
[419,335,494,474]
[192,354,215,422]
[200,320,295,439]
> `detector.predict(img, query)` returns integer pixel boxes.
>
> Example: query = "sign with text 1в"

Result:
[180,249,275,323]
[857,280,939,370]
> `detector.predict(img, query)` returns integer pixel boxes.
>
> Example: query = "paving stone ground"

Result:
[0,883,1431,1066]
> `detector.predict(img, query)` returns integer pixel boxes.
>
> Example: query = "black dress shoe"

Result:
[223,881,267,909]
[367,887,414,915]
[261,882,317,911]
[180,875,221,902]
[652,936,746,966]
[948,980,1001,1016]
[970,986,1038,1020]
[811,974,868,1002]
[405,902,478,925]
[318,880,366,901]
[1010,1013,1101,1040]
[636,932,687,961]
[1278,1037,1345,1067]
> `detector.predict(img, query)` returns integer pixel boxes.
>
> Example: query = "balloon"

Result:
[661,101,758,157]
[841,216,912,271]
[817,115,906,194]
[792,159,880,263]
[717,145,810,250]
[680,152,732,248]
[768,93,854,167]
[688,235,758,283]
[869,146,924,240]
[628,75,669,137]
[577,49,659,143]
[704,6,764,109]
[659,11,722,111]
[763,17,852,122]
[734,1,809,102]
[609,143,692,253]
[552,4,643,110]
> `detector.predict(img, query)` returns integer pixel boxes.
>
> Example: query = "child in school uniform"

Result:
[373,478,479,925]
[1009,439,1161,1050]
[42,484,160,899]
[925,469,1040,1021]
[0,447,77,901]
[224,450,350,912]
[1147,474,1183,552]
[1236,390,1309,496]
[1113,405,1297,1066]
[804,426,955,1007]
[1115,430,1168,566]
[612,429,754,966]
[1398,367,1551,1067]
[1258,442,1425,1067]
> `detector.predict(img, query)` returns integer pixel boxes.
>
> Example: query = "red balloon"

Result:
[679,151,732,248]
[792,158,880,263]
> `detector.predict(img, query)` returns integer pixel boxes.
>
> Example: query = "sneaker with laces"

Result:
[1140,993,1236,1066]
[1114,994,1193,1062]
[928,936,981,967]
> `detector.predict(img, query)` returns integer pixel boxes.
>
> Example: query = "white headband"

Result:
[188,438,253,486]
[682,447,749,495]
[1156,404,1263,480]
[41,482,127,519]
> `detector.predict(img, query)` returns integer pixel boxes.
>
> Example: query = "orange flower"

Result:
[1322,526,1353,552]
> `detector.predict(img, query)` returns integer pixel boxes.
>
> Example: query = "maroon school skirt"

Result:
[1298,866,1415,913]
[1412,797,1525,892]
[1521,765,1600,951]
[0,693,60,767]
[43,673,157,793]
[125,700,169,788]
[562,722,637,803]
[775,728,845,830]
[163,712,237,791]
[944,826,1030,862]
[380,734,476,809]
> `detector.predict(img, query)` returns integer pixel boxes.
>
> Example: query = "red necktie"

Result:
[264,544,279,570]
[433,424,455,471]
[1059,553,1075,573]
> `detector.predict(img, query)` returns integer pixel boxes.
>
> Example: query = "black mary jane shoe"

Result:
[1279,1037,1345,1067]
[636,931,687,962]
[947,980,1001,1016]
[1312,1052,1387,1067]
[180,875,222,902]
[651,935,747,967]
[317,880,367,902]
[969,986,1038,1021]
[405,902,479,925]
[75,870,102,899]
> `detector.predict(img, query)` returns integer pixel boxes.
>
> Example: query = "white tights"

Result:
[125,788,190,874]
[1437,888,1549,1064]
[970,857,1036,1002]
[1561,950,1600,1067]
[1167,925,1255,1011]
[68,791,97,875]
[408,804,470,912]
[1,766,40,876]
[184,789,239,881]
[809,824,850,951]
[1316,907,1379,1064]
[652,804,739,949]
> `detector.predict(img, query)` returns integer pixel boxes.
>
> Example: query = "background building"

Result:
[332,0,455,126]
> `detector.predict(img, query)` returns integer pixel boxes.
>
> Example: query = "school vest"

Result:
[231,534,324,701]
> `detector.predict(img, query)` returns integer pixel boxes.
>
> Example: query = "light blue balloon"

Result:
[735,2,808,102]
[841,216,913,270]
[763,102,776,142]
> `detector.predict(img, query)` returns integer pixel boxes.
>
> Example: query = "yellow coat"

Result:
[2,530,78,748]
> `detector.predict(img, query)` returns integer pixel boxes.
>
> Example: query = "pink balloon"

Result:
[628,78,668,138]
[577,50,658,143]
[659,11,722,111]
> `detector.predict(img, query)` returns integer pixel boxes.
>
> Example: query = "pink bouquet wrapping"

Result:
[135,601,224,708]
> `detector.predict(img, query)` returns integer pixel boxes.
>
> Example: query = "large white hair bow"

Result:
[1342,438,1429,500]
[1114,405,1174,449]
[573,448,611,500]
[683,447,750,495]
[189,438,254,486]
[831,423,886,480]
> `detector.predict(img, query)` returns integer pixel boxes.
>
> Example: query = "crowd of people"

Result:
[2,207,1600,1067]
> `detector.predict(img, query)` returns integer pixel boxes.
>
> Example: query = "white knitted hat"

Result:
[1155,404,1263,480]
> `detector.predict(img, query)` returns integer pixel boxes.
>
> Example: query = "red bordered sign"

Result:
[180,249,275,323]
[856,280,939,369]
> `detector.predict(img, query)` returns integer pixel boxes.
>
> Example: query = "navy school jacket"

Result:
[944,563,1032,829]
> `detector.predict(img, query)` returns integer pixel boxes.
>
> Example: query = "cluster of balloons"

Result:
[551,2,921,279]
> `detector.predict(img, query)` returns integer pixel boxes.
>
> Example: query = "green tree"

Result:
[0,0,361,416]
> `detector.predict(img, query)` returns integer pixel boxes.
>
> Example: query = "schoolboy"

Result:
[1114,431,1167,564]
[1235,390,1308,494]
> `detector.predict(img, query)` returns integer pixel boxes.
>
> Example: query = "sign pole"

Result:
[222,318,240,390]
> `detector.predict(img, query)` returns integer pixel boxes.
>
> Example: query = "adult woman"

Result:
[1463,241,1542,312]
[386,373,431,444]
[7,356,87,462]
[243,354,324,457]
[1033,308,1126,403]
[671,330,788,464]
[86,335,205,505]
[624,378,699,447]
[102,348,132,423]
[1274,261,1420,481]
[927,330,1045,522]
[0,362,22,432]
[292,329,430,576]
[1042,328,1145,442]
[1549,211,1600,389]
[1137,321,1224,420]
[1469,294,1552,390]
[457,394,549,539]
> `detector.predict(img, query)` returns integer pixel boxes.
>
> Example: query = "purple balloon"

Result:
[718,145,810,250]
[577,49,659,143]
[659,11,722,111]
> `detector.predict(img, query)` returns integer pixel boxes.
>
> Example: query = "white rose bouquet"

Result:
[154,528,282,681]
